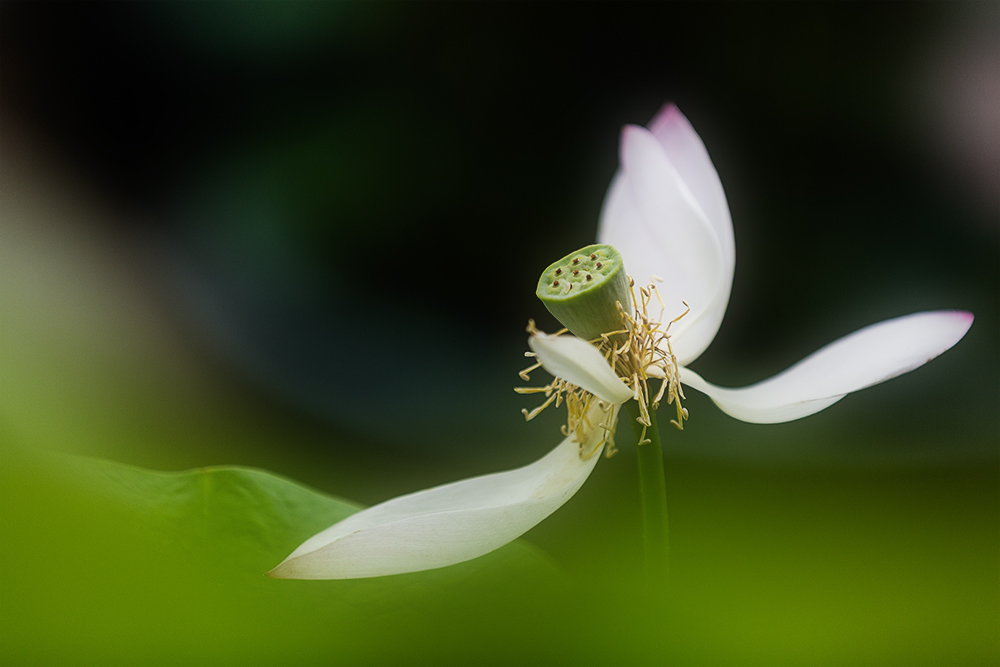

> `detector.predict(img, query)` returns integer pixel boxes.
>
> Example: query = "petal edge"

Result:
[681,311,973,424]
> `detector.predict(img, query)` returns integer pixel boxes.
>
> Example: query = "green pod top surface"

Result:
[535,244,631,342]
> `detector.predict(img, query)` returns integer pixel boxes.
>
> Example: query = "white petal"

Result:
[681,311,973,423]
[528,331,633,404]
[647,106,736,359]
[647,104,735,273]
[268,406,615,579]
[598,125,726,365]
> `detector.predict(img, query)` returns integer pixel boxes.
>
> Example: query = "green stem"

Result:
[626,399,669,586]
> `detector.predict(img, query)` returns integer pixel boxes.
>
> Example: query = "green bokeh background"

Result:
[1,2,997,665]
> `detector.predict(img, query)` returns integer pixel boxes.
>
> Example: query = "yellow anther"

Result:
[518,361,543,382]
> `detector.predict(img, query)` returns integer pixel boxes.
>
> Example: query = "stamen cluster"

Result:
[516,326,617,459]
[517,276,688,457]
[601,277,688,444]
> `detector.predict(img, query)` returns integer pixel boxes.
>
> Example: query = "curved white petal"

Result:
[647,104,735,272]
[528,331,633,404]
[598,124,726,365]
[681,311,973,424]
[268,406,615,579]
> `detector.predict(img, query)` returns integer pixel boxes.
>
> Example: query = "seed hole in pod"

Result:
[573,270,579,275]
[555,268,562,275]
[553,281,560,287]
[586,274,592,281]
[572,258,580,265]
[596,262,603,269]
[590,254,597,260]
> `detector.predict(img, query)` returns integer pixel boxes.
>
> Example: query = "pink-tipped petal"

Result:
[599,124,727,365]
[647,104,735,272]
[681,311,974,424]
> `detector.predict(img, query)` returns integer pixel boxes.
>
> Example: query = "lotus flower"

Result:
[268,104,972,580]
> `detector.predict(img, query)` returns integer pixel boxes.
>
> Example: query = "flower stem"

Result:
[626,399,669,586]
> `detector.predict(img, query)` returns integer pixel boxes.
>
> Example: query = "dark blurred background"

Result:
[3,1,995,469]
[1,3,997,663]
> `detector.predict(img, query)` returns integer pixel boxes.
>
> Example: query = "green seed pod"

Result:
[535,244,632,342]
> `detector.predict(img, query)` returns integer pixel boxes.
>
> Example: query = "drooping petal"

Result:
[598,124,727,366]
[528,331,633,404]
[268,406,615,579]
[680,311,974,424]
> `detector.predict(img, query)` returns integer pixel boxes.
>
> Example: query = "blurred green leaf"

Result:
[67,455,361,567]
[0,447,564,666]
